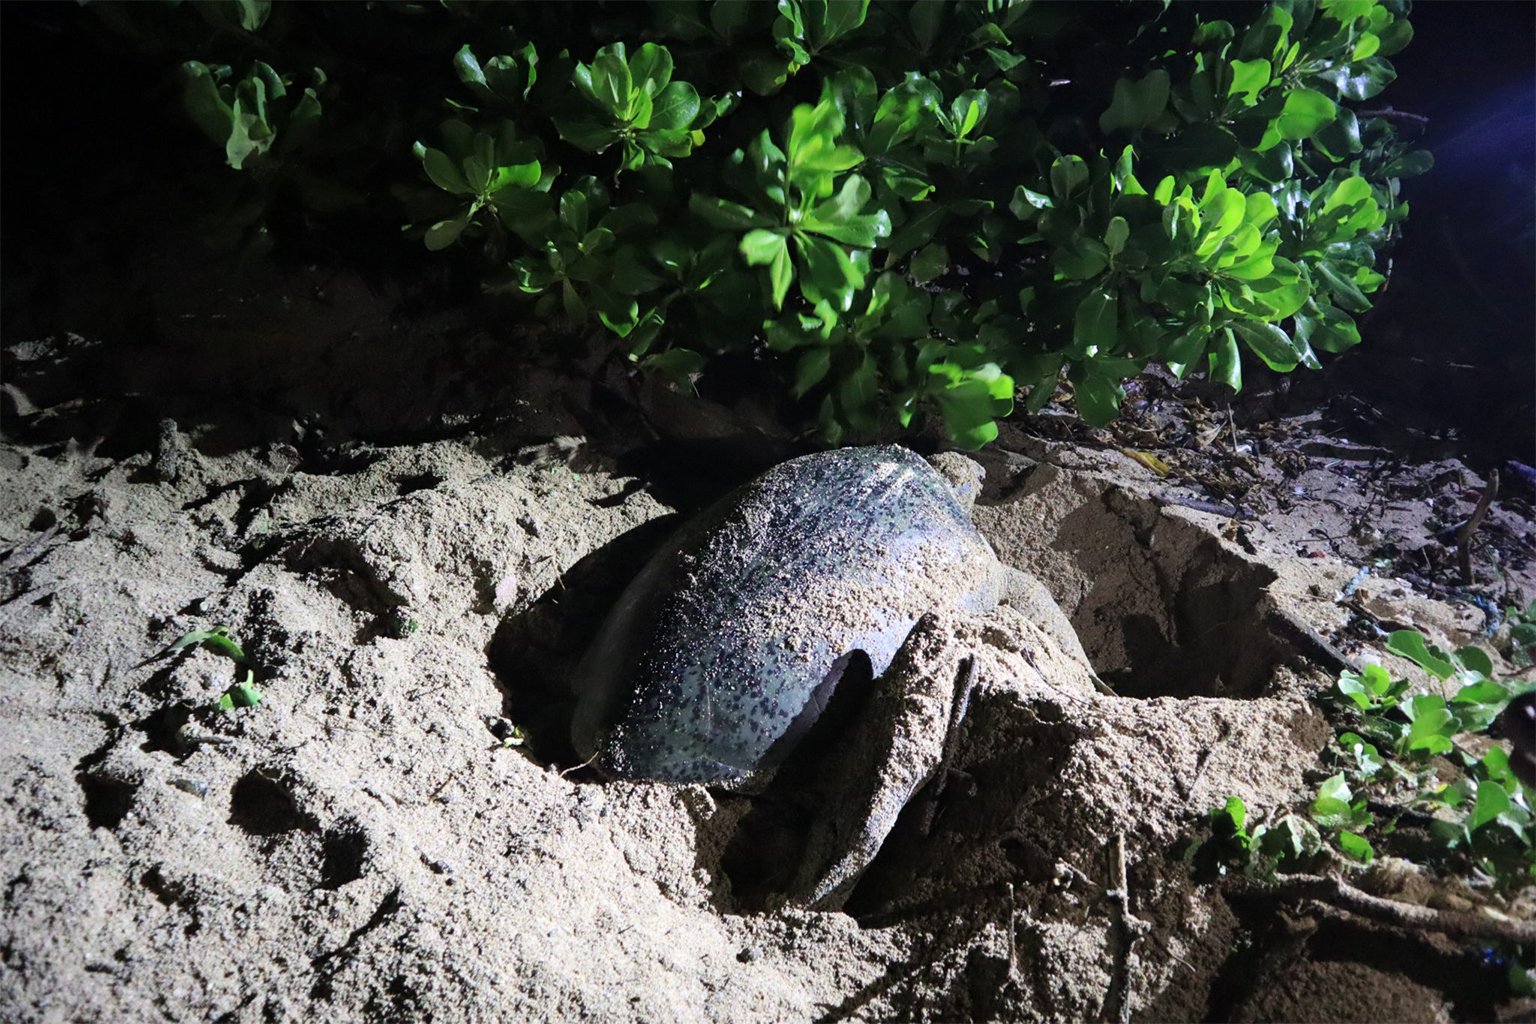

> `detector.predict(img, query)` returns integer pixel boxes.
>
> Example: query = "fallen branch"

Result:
[1457,469,1499,586]
[1357,107,1430,127]
[1244,874,1536,945]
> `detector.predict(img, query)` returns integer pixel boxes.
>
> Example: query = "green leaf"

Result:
[1339,732,1386,776]
[590,47,633,116]
[488,160,542,193]
[1218,795,1248,834]
[1260,815,1322,865]
[228,678,262,707]
[1191,19,1235,48]
[1228,59,1272,105]
[910,243,948,285]
[168,627,247,663]
[1295,304,1361,353]
[229,0,271,31]
[786,98,862,194]
[1312,107,1362,162]
[690,194,770,230]
[1073,371,1124,426]
[181,62,236,148]
[1239,140,1294,183]
[804,175,891,247]
[1468,780,1513,831]
[948,89,989,138]
[929,362,1014,449]
[1403,695,1455,757]
[753,236,795,311]
[1320,175,1374,216]
[869,74,942,153]
[425,209,474,251]
[1073,288,1119,357]
[1310,773,1355,828]
[1009,185,1053,220]
[1313,262,1372,312]
[1099,70,1170,133]
[555,118,622,153]
[648,81,700,131]
[627,42,674,97]
[454,44,491,93]
[1274,88,1337,141]
[792,346,832,398]
[1164,327,1208,378]
[1149,123,1238,172]
[1375,19,1414,57]
[1105,217,1129,257]
[909,0,944,50]
[797,234,863,312]
[1386,630,1455,680]
[1382,149,1434,178]
[741,227,788,265]
[838,351,880,430]
[1049,155,1089,200]
[1208,327,1242,391]
[1320,56,1396,101]
[1337,831,1374,863]
[1232,320,1299,372]
[643,347,706,384]
[1240,4,1292,61]
[1453,646,1495,678]
[740,229,793,309]
[819,0,871,45]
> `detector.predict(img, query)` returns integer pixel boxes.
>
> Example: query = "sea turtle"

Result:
[569,444,1100,787]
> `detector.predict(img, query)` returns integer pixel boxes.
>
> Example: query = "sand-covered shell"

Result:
[570,445,1007,784]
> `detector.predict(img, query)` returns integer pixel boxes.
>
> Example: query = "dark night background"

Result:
[2,1,1532,463]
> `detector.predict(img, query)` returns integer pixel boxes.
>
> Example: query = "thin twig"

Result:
[1266,605,1362,675]
[1006,882,1021,986]
[1357,107,1430,127]
[917,655,977,837]
[1457,469,1499,586]
[1244,874,1536,945]
[1103,832,1149,1024]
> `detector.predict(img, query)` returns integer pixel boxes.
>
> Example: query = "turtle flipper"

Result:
[783,615,963,910]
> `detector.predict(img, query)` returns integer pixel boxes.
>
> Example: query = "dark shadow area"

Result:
[1046,486,1288,699]
[228,769,318,837]
[77,773,137,831]
[1206,899,1505,1024]
[319,827,370,891]
[844,691,1084,923]
[139,866,204,936]
[1219,1,1536,469]
[135,701,196,759]
[716,649,877,910]
[487,513,683,773]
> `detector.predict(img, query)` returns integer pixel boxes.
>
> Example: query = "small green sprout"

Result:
[167,625,247,664]
[214,671,263,712]
[167,625,264,713]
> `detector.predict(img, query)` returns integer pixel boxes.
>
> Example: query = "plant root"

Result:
[1246,873,1536,945]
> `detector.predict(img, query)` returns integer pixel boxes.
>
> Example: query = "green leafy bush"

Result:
[101,0,1431,447]
[1200,628,1534,893]
[1322,630,1534,889]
